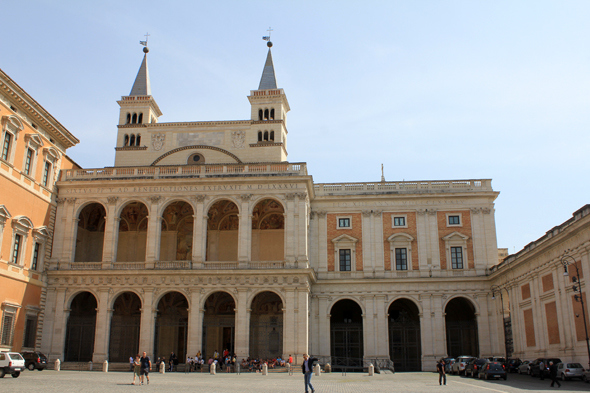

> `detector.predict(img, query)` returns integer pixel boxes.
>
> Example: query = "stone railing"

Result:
[61,162,307,181]
[314,179,493,195]
[49,260,291,271]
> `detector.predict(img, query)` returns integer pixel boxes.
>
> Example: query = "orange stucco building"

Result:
[0,68,79,352]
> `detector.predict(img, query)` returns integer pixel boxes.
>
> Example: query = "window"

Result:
[451,246,463,269]
[395,248,408,270]
[22,316,37,348]
[31,242,40,270]
[1,311,15,346]
[42,161,51,187]
[24,148,34,175]
[338,217,351,228]
[448,215,461,226]
[393,216,406,227]
[12,234,21,264]
[339,249,351,271]
[1,132,11,161]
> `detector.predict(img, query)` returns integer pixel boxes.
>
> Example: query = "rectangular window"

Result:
[393,217,406,227]
[1,132,12,161]
[339,249,351,271]
[448,215,460,225]
[12,234,22,264]
[42,161,51,187]
[338,218,351,228]
[0,312,15,346]
[32,242,40,270]
[451,246,464,269]
[22,316,37,348]
[395,248,408,270]
[24,148,34,175]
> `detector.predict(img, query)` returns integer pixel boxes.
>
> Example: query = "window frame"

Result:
[450,246,464,269]
[387,233,414,271]
[9,216,34,266]
[395,247,408,270]
[446,213,462,227]
[40,147,60,189]
[30,227,49,272]
[0,115,24,165]
[337,216,352,229]
[332,234,358,272]
[392,214,408,228]
[0,302,20,348]
[442,231,469,270]
[339,248,352,271]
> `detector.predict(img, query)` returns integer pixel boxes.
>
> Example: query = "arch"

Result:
[124,134,129,146]
[444,296,479,358]
[136,134,141,146]
[258,109,263,121]
[202,291,236,360]
[138,113,143,124]
[258,131,262,142]
[249,291,283,359]
[126,113,131,124]
[109,292,142,362]
[160,201,194,261]
[264,131,268,141]
[247,288,286,308]
[388,298,421,371]
[64,291,97,362]
[117,201,149,262]
[270,108,275,120]
[330,299,364,369]
[154,291,189,363]
[132,113,137,124]
[150,145,243,166]
[251,198,285,261]
[264,109,269,120]
[206,199,239,261]
[74,202,106,262]
[270,131,274,141]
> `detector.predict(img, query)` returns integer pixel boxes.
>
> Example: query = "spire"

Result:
[258,49,277,90]
[129,50,151,96]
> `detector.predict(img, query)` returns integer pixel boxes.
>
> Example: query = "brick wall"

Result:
[327,213,363,271]
[437,210,474,270]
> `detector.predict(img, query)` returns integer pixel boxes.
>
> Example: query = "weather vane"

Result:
[139,32,150,53]
[262,27,273,47]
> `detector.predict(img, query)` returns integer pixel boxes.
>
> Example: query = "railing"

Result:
[49,260,294,271]
[248,261,285,269]
[67,262,102,270]
[112,262,146,270]
[155,261,191,269]
[314,179,492,195]
[61,162,308,181]
[202,262,239,270]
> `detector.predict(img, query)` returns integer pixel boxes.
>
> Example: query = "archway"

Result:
[202,292,235,359]
[64,292,97,362]
[116,202,148,262]
[445,297,479,358]
[251,199,284,261]
[206,200,239,261]
[109,292,141,362]
[388,299,421,371]
[330,299,364,369]
[160,201,194,261]
[154,292,188,361]
[74,203,106,262]
[249,292,283,359]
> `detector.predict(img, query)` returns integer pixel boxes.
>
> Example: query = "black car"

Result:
[506,358,521,373]
[477,361,507,380]
[530,358,561,378]
[21,351,47,371]
[464,358,488,377]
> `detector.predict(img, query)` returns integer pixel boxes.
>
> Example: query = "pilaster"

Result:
[234,289,250,359]
[145,196,162,266]
[139,289,155,357]
[63,198,77,262]
[416,210,430,274]
[238,194,252,265]
[297,193,309,263]
[318,296,330,357]
[191,195,206,265]
[283,288,296,357]
[373,211,385,276]
[296,287,309,357]
[285,193,296,263]
[427,210,440,272]
[92,288,112,363]
[361,210,373,277]
[187,289,203,357]
[102,197,119,265]
[317,211,327,272]
[49,288,68,361]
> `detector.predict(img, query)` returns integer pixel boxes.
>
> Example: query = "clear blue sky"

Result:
[2,1,589,255]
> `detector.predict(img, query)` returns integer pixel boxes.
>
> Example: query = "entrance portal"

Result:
[249,292,283,359]
[109,292,141,362]
[202,292,235,360]
[154,292,188,362]
[64,292,97,362]
[330,299,363,369]
[388,299,421,371]
[445,297,479,358]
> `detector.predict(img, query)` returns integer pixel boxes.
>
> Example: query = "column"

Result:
[363,295,376,357]
[92,289,111,363]
[139,289,155,356]
[318,296,330,357]
[234,289,250,360]
[317,211,328,273]
[50,199,66,264]
[283,288,296,357]
[297,193,309,263]
[63,198,78,262]
[284,194,296,264]
[374,295,388,358]
[419,294,434,371]
[237,194,251,266]
[187,290,203,356]
[431,295,445,363]
[296,287,309,357]
[191,195,206,264]
[145,196,162,267]
[49,288,69,361]
[101,197,119,265]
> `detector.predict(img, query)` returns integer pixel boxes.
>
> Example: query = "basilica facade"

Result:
[39,45,504,371]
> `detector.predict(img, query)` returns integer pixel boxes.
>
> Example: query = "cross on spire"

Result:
[140,32,150,46]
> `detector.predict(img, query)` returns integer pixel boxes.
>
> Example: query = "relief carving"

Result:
[66,197,77,204]
[239,194,253,201]
[191,194,206,203]
[151,133,166,151]
[285,193,297,200]
[107,196,118,205]
[148,196,162,204]
[362,210,372,217]
[482,208,491,214]
[231,130,246,149]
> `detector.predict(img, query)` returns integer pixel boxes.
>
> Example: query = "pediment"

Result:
[332,234,358,244]
[442,231,469,241]
[2,115,24,135]
[387,233,414,242]
[43,146,61,161]
[33,226,51,239]
[0,205,11,220]
[12,215,34,230]
[25,133,44,148]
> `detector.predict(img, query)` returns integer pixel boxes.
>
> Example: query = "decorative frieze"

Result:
[107,196,118,205]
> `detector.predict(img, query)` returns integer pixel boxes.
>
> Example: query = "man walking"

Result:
[140,351,152,385]
[436,359,446,385]
[538,360,545,380]
[549,361,561,388]
[302,353,317,393]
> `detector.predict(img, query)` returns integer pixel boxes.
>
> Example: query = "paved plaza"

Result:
[6,370,590,393]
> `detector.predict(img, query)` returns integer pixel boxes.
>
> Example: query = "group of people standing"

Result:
[129,351,152,385]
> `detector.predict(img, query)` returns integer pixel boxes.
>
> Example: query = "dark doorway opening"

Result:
[388,299,421,371]
[445,297,479,358]
[109,292,141,362]
[64,292,97,362]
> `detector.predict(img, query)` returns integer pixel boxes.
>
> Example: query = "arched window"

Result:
[264,131,269,141]
[124,134,129,146]
[126,113,131,124]
[258,109,263,121]
[138,113,143,124]
[258,131,262,142]
[264,109,269,120]
[270,131,275,141]
[270,108,275,120]
[132,113,137,124]
[130,134,136,146]
[136,134,141,146]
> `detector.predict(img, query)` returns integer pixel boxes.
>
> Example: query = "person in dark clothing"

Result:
[549,361,561,388]
[301,354,318,393]
[436,359,446,385]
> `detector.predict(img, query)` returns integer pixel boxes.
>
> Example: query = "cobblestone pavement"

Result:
[6,370,590,392]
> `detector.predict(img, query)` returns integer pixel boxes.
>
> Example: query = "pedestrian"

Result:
[538,360,545,380]
[129,355,134,372]
[132,355,141,385]
[301,353,317,393]
[549,361,561,388]
[437,359,446,385]
[140,351,152,385]
[288,354,293,364]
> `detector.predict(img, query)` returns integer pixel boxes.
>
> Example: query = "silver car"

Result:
[557,362,584,380]
[517,360,531,374]
[451,356,474,375]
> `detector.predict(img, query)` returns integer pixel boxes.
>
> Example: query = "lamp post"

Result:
[560,253,590,369]
[491,284,511,360]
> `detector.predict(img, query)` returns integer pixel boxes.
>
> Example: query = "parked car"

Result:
[517,360,532,374]
[452,356,474,375]
[583,369,590,383]
[0,352,25,378]
[530,358,562,378]
[465,358,488,377]
[21,351,47,371]
[477,361,507,380]
[487,356,506,364]
[506,358,521,373]
[557,362,584,381]
[443,358,455,374]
